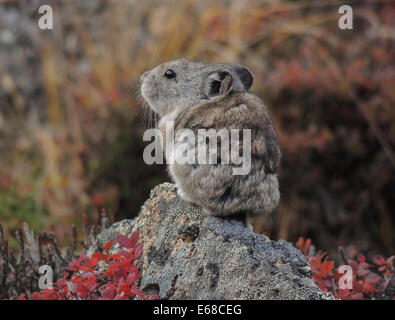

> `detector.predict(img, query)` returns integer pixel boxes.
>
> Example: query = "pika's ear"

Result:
[202,70,233,99]
[231,65,254,91]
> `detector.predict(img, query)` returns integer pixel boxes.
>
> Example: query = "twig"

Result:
[100,208,111,230]
[47,234,69,266]
[83,214,90,249]
[15,228,24,268]
[338,247,348,265]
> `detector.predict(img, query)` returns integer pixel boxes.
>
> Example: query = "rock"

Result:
[94,182,335,300]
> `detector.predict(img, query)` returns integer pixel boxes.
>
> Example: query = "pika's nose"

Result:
[140,71,150,83]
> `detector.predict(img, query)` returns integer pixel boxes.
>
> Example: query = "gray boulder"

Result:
[95,182,335,300]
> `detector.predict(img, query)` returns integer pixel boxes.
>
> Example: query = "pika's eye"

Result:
[164,69,176,79]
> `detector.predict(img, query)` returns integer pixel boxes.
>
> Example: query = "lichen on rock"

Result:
[94,182,335,300]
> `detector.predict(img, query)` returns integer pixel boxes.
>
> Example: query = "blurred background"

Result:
[0,0,394,258]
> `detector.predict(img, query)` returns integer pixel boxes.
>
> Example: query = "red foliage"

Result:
[18,231,157,300]
[296,237,395,300]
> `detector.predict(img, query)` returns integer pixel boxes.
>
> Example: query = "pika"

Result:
[140,59,281,218]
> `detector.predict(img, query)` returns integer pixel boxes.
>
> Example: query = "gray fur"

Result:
[140,58,281,217]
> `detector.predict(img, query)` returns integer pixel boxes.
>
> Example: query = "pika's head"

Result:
[140,59,253,116]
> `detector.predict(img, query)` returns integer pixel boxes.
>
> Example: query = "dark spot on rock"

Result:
[271,288,280,297]
[142,283,160,297]
[196,266,204,276]
[206,263,220,290]
[164,274,179,299]
[234,290,241,299]
[293,278,303,288]
[147,245,170,266]
[178,225,199,242]
[251,262,260,271]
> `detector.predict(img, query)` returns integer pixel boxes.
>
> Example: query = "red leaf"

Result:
[130,231,140,248]
[116,235,133,249]
[134,243,143,259]
[56,276,67,289]
[118,249,132,259]
[126,271,140,285]
[321,261,334,277]
[31,292,43,300]
[43,289,57,300]
[100,285,115,300]
[92,252,108,263]
[104,241,114,251]
[74,281,89,299]
[89,256,99,267]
